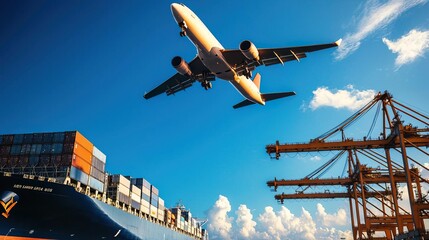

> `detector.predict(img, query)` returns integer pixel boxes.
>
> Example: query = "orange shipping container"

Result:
[73,143,92,164]
[72,154,91,175]
[75,131,93,153]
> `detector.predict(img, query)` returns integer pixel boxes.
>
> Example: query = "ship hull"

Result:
[0,174,194,240]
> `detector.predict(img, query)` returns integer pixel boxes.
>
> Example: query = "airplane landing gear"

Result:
[201,80,212,90]
[243,67,252,79]
[179,21,187,37]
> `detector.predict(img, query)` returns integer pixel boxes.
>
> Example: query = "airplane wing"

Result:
[221,39,341,75]
[144,56,212,99]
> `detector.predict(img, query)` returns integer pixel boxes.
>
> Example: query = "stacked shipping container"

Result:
[170,207,203,236]
[0,131,107,193]
[89,147,106,192]
[158,197,165,221]
[131,178,151,215]
[150,185,159,218]
[130,184,141,210]
[67,132,107,193]
[0,131,207,239]
[0,132,71,176]
[107,174,131,205]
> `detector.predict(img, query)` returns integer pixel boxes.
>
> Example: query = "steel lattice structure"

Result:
[266,92,429,240]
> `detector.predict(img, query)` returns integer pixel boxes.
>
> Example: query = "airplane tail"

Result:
[253,73,261,89]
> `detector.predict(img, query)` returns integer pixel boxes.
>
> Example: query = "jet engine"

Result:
[171,56,192,76]
[239,40,260,61]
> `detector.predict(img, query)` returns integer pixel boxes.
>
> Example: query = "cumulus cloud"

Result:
[207,195,233,239]
[382,29,429,67]
[316,228,354,240]
[258,206,287,239]
[309,85,376,111]
[316,203,348,227]
[235,205,256,239]
[335,0,427,60]
[207,195,351,240]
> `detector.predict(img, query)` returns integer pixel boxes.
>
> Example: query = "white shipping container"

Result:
[158,211,165,222]
[142,186,150,196]
[112,183,129,195]
[110,174,130,187]
[141,199,150,208]
[151,185,159,195]
[158,197,164,206]
[131,185,141,195]
[131,192,140,202]
[141,205,150,214]
[150,205,158,218]
[158,205,165,212]
[92,146,106,163]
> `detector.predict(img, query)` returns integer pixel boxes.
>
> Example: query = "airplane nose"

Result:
[171,3,180,17]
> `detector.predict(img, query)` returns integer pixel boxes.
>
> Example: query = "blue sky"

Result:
[1,0,429,239]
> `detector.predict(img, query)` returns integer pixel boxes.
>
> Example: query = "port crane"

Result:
[266,92,429,239]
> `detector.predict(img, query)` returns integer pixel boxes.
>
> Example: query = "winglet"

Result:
[335,38,343,46]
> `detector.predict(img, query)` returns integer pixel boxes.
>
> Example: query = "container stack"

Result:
[69,132,107,193]
[171,207,181,229]
[158,197,165,221]
[164,209,172,225]
[0,132,71,176]
[130,184,141,210]
[88,146,106,192]
[0,131,107,192]
[150,185,159,219]
[70,132,93,183]
[182,210,192,233]
[191,218,197,235]
[131,178,151,215]
[1,131,210,239]
[107,174,131,205]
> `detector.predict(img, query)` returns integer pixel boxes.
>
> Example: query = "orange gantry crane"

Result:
[266,92,429,240]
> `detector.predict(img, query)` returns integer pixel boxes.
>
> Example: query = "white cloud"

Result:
[382,29,429,67]
[309,85,376,111]
[235,204,256,239]
[258,206,287,240]
[207,196,351,240]
[207,195,233,239]
[310,156,321,161]
[335,0,427,60]
[316,227,353,240]
[316,203,348,227]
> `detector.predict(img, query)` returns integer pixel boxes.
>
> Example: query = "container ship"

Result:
[0,131,208,240]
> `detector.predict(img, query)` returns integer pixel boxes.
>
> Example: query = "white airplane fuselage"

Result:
[171,3,264,105]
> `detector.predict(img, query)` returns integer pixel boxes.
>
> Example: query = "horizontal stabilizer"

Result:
[233,91,296,109]
[233,99,255,109]
[262,92,296,102]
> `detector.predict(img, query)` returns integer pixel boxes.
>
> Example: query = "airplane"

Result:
[144,3,342,109]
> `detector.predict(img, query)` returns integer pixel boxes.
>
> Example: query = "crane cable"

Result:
[366,101,381,139]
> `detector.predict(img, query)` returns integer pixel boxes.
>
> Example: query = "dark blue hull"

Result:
[0,174,196,240]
